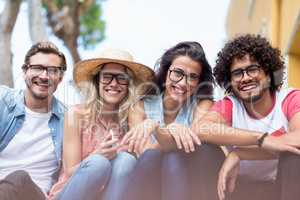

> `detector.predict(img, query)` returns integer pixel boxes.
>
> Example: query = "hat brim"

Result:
[73,58,155,86]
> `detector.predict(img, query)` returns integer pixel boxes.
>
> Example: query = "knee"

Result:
[81,154,112,175]
[197,144,224,156]
[2,171,36,190]
[112,152,136,177]
[6,170,32,185]
[162,151,185,172]
[9,170,30,179]
[135,149,162,172]
[189,144,225,172]
[138,149,162,164]
[142,148,162,157]
[195,144,225,160]
[116,152,136,164]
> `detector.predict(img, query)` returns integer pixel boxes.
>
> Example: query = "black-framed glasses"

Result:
[169,68,200,84]
[99,72,130,85]
[230,64,261,81]
[23,64,66,77]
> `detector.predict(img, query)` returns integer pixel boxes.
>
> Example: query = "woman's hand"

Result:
[93,134,119,160]
[217,151,240,200]
[121,119,159,154]
[166,123,201,153]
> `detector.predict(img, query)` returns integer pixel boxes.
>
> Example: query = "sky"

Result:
[1,0,230,105]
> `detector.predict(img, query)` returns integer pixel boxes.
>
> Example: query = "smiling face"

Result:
[23,52,63,101]
[165,55,202,104]
[230,54,270,103]
[98,63,129,108]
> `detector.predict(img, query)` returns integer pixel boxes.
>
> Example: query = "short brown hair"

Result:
[23,41,67,70]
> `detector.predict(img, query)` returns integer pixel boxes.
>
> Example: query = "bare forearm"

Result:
[193,121,262,146]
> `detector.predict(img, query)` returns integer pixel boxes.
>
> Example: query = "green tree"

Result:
[42,0,106,62]
[0,0,22,87]
[0,0,106,86]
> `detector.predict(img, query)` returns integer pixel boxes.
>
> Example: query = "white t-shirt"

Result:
[228,90,290,181]
[212,89,300,181]
[0,107,58,194]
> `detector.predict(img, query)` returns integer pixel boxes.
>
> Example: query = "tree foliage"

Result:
[0,0,106,86]
[79,1,105,49]
[0,0,22,87]
[42,0,106,62]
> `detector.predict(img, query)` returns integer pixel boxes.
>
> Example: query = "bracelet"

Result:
[257,132,268,148]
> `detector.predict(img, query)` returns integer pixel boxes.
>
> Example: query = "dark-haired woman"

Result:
[121,41,225,200]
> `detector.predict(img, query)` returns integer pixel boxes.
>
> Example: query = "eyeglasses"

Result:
[230,64,261,81]
[23,64,66,77]
[99,72,130,85]
[169,68,200,84]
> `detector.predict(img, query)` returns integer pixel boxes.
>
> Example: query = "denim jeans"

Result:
[56,154,111,200]
[125,144,225,200]
[56,152,136,200]
[101,152,136,200]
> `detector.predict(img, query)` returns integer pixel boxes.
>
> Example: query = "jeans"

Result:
[56,154,111,200]
[56,152,136,200]
[101,152,136,200]
[0,170,45,200]
[126,144,225,200]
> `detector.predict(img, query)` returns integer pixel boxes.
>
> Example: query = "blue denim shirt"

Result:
[0,85,66,176]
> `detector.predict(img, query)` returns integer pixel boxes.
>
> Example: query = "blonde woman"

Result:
[48,49,154,200]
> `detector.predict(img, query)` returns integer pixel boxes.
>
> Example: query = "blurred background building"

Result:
[226,0,300,88]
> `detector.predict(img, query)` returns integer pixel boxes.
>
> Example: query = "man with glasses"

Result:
[193,34,300,200]
[0,42,67,200]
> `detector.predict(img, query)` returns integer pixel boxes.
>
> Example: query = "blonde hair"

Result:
[78,66,139,131]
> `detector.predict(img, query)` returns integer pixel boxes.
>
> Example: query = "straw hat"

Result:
[73,49,154,86]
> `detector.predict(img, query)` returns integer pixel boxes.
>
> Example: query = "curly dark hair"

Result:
[154,41,214,99]
[214,34,285,93]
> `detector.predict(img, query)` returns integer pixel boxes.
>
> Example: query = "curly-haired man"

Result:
[204,34,300,200]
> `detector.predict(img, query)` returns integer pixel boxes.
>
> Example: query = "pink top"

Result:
[210,89,300,135]
[47,109,124,199]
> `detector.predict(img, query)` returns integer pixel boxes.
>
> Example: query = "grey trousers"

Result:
[0,170,45,200]
[228,152,300,200]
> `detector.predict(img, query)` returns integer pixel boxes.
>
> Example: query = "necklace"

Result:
[95,115,122,140]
